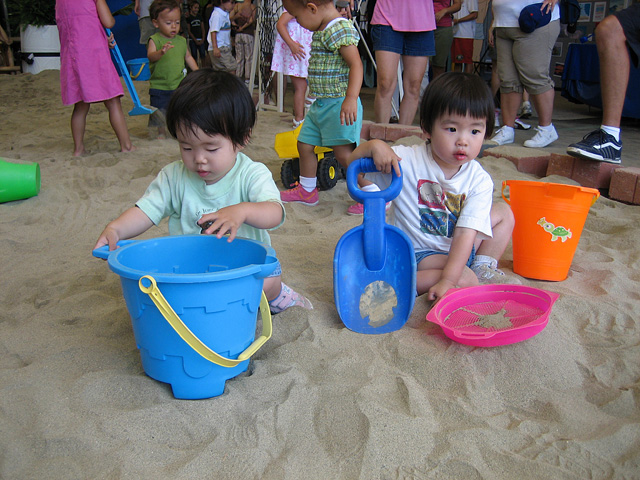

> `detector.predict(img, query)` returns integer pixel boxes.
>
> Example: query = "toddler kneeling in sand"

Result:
[94,69,312,314]
[346,73,515,301]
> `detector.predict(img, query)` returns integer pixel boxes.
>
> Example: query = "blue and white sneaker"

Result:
[567,129,622,164]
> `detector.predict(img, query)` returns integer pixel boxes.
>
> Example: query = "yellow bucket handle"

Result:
[130,63,146,80]
[138,275,272,368]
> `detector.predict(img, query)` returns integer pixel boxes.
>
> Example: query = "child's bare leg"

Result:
[71,101,90,156]
[470,202,515,281]
[104,97,135,152]
[416,254,478,296]
[332,144,373,189]
[475,202,514,261]
[264,275,312,313]
[298,141,319,178]
[291,76,307,123]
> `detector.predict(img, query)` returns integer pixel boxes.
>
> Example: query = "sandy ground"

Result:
[1,71,639,479]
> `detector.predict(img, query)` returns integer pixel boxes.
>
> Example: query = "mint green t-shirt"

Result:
[149,33,188,91]
[135,152,285,245]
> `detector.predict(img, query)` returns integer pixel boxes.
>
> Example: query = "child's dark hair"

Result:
[166,69,256,148]
[420,72,495,139]
[150,0,180,20]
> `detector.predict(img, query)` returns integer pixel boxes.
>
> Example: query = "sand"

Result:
[1,70,639,479]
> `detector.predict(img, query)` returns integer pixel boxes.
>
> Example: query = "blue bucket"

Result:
[93,235,278,399]
[126,57,150,81]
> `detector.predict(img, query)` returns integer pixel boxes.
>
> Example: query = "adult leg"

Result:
[398,54,429,125]
[529,88,554,127]
[373,50,400,123]
[104,97,134,152]
[71,101,90,156]
[596,15,629,128]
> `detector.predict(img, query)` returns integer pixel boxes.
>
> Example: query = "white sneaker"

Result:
[488,125,514,145]
[524,125,558,148]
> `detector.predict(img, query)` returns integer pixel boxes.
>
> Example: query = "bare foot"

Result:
[120,145,136,153]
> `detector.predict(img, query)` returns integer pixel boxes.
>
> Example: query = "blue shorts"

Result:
[371,24,435,57]
[297,97,363,147]
[415,246,476,269]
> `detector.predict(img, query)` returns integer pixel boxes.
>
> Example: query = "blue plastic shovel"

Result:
[106,28,156,116]
[333,158,416,334]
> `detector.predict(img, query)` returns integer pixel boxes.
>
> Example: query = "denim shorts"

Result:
[371,24,435,57]
[297,97,363,147]
[415,246,476,269]
[149,88,175,113]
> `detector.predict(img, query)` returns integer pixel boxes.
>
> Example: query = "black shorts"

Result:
[615,3,640,67]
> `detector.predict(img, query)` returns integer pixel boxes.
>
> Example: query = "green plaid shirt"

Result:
[308,18,360,98]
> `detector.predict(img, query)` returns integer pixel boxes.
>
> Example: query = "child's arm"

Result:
[339,43,363,126]
[148,38,174,63]
[453,9,478,26]
[96,0,115,29]
[210,30,220,57]
[185,49,199,71]
[198,201,283,242]
[348,139,402,177]
[427,227,477,301]
[276,12,305,60]
[436,0,461,22]
[93,207,155,251]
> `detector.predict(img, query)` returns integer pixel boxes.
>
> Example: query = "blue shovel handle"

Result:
[346,158,403,271]
[105,28,149,114]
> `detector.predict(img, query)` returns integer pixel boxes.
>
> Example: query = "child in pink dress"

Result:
[270,12,313,127]
[56,0,134,156]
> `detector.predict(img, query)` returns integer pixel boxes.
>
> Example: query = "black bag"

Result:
[560,0,580,34]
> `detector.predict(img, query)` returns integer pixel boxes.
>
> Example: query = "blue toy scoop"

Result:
[106,28,156,116]
[333,158,416,334]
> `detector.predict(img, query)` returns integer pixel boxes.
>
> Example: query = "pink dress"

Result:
[55,0,123,105]
[270,19,313,78]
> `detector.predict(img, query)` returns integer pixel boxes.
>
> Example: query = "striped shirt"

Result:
[308,18,360,98]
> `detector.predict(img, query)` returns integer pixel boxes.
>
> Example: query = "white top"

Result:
[492,0,560,28]
[365,143,494,254]
[136,152,284,245]
[208,6,232,49]
[453,0,478,39]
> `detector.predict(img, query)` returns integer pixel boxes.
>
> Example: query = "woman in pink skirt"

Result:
[56,0,134,155]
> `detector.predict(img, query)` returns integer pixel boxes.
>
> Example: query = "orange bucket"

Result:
[502,180,599,281]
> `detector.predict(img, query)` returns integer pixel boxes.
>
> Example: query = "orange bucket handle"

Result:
[502,180,600,207]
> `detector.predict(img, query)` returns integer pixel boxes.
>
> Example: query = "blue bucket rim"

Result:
[126,57,149,65]
[102,235,277,284]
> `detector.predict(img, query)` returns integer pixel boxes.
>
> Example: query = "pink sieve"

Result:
[426,284,559,347]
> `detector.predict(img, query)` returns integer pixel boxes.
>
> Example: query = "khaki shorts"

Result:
[495,20,560,96]
[432,26,453,68]
[209,46,236,73]
[138,17,156,45]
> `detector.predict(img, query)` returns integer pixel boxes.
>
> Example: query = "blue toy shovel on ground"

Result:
[333,158,416,334]
[106,28,156,116]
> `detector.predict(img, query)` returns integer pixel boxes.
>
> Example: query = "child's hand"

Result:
[197,205,247,242]
[427,278,456,302]
[371,141,401,177]
[107,32,116,49]
[213,46,221,57]
[288,41,305,61]
[93,227,121,253]
[340,97,358,126]
[161,42,174,55]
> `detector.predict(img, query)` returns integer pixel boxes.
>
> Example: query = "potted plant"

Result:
[17,0,60,74]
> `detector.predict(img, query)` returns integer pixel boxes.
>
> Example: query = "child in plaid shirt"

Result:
[280,0,374,214]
